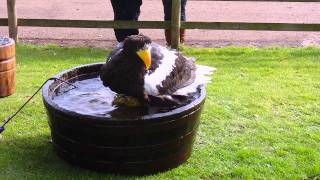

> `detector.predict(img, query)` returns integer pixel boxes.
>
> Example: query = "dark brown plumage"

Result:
[100,35,149,98]
[100,34,211,106]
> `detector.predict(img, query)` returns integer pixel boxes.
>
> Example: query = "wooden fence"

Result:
[1,0,320,49]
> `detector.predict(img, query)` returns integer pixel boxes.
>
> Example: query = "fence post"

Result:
[7,0,18,42]
[171,0,181,49]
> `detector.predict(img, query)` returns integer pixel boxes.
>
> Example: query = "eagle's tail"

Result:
[149,65,215,107]
[148,94,188,107]
[174,65,216,96]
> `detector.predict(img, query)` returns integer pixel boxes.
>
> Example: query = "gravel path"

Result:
[1,0,320,48]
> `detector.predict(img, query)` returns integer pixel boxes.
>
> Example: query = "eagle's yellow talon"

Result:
[113,96,143,107]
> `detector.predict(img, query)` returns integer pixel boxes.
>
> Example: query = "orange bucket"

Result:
[0,37,16,97]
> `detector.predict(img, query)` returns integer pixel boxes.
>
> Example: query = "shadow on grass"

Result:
[0,134,144,179]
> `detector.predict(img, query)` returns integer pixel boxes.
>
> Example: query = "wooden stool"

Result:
[0,37,16,97]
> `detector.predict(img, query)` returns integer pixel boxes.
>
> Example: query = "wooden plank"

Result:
[17,19,170,29]
[1,18,320,32]
[181,22,320,31]
[171,0,181,49]
[0,19,8,26]
[7,0,18,42]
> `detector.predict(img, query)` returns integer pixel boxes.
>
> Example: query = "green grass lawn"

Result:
[0,44,319,179]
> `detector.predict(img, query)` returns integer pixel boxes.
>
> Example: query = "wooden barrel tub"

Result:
[0,37,16,97]
[42,63,206,175]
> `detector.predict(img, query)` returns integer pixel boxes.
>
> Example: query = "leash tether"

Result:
[0,78,77,134]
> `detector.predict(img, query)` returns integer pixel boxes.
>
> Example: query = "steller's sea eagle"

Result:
[100,34,215,106]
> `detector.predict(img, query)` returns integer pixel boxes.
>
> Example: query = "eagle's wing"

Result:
[144,43,215,106]
[100,42,146,97]
[100,42,124,85]
[108,42,124,60]
[144,43,200,96]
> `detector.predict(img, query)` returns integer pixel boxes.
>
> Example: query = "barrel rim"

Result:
[0,37,15,47]
[0,39,16,60]
[42,63,206,123]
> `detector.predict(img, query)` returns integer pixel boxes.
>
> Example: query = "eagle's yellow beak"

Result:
[136,48,152,69]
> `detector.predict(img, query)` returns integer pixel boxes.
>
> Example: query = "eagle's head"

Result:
[123,34,152,69]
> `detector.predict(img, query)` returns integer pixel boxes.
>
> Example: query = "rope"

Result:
[0,78,77,134]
